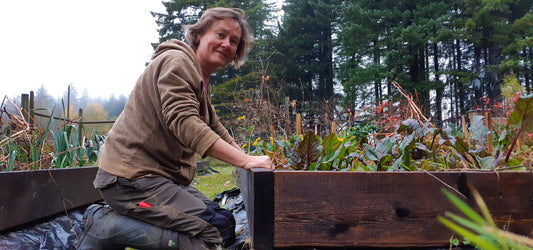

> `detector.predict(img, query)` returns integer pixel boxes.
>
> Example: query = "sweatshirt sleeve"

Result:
[157,54,221,156]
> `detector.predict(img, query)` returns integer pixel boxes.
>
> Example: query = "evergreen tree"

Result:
[79,89,90,110]
[103,94,127,118]
[457,0,529,106]
[501,11,533,93]
[151,0,204,48]
[339,0,397,110]
[34,84,55,111]
[151,0,276,84]
[339,0,455,120]
[276,0,337,102]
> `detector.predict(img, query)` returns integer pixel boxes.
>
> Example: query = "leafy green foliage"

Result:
[438,188,533,249]
[501,73,524,102]
[295,131,321,170]
[250,104,531,171]
[1,107,104,171]
[506,94,533,163]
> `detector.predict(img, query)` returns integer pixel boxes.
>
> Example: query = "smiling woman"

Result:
[77,7,272,250]
[194,18,243,75]
[183,7,255,71]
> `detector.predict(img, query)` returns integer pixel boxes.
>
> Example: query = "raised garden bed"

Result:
[237,168,533,249]
[0,166,101,232]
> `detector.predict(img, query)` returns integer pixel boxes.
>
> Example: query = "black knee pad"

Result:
[199,202,236,247]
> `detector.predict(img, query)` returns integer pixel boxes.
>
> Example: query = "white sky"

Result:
[0,0,166,100]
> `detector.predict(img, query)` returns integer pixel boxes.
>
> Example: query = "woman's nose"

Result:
[221,39,231,48]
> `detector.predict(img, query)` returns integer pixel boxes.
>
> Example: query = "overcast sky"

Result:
[0,0,166,100]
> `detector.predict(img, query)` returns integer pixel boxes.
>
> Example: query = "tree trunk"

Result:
[433,40,442,127]
[373,40,382,103]
[456,39,465,117]
[524,46,533,93]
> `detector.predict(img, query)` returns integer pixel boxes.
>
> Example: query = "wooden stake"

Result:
[484,111,493,153]
[270,125,275,139]
[461,115,469,141]
[332,121,337,135]
[296,114,301,135]
[21,93,29,123]
[29,91,34,128]
[468,111,474,128]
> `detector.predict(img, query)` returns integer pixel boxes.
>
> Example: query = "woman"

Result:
[79,7,272,249]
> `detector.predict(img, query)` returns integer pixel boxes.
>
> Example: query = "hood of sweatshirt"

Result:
[152,39,198,65]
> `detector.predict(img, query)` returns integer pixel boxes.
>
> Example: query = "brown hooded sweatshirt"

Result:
[96,39,233,185]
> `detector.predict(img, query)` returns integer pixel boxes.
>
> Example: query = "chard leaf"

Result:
[398,118,421,133]
[494,129,510,152]
[318,142,346,170]
[295,131,322,170]
[469,115,490,147]
[454,136,470,154]
[508,93,533,131]
[365,137,395,171]
[391,130,416,170]
[322,133,342,159]
[506,94,533,163]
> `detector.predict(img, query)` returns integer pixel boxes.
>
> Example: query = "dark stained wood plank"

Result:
[0,167,101,232]
[273,171,533,248]
[236,167,274,250]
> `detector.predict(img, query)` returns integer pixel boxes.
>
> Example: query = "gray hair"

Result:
[183,7,254,69]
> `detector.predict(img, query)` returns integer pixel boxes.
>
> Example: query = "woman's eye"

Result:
[217,33,224,38]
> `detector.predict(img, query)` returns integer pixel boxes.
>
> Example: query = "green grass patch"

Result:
[192,157,237,200]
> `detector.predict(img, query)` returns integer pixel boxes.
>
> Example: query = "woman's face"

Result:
[196,18,242,75]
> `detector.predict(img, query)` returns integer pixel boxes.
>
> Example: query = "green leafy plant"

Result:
[438,187,533,249]
[27,108,54,169]
[249,98,532,171]
[505,94,533,163]
[85,131,105,163]
[49,118,84,168]
[1,104,104,171]
[3,137,18,171]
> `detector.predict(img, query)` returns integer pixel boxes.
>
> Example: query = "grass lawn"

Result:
[192,157,238,200]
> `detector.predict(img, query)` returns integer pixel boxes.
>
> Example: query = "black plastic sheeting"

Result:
[0,208,85,249]
[215,188,250,248]
[0,188,250,250]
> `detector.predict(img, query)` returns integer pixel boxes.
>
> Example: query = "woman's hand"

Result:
[242,155,273,170]
[206,138,274,170]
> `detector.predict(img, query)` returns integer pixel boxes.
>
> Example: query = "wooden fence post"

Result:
[21,93,29,123]
[296,114,301,135]
[29,91,35,128]
[67,85,71,120]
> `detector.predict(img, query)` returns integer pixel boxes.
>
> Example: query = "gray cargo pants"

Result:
[93,168,235,249]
